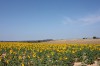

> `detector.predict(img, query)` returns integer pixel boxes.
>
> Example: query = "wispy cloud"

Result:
[63,12,100,26]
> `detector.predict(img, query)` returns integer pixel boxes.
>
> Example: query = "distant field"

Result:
[47,39,100,44]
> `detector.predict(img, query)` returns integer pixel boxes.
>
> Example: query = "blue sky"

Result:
[0,0,100,41]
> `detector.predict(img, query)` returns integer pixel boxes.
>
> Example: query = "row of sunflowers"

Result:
[0,42,100,66]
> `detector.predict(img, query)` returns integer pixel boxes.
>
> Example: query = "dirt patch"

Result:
[74,61,98,66]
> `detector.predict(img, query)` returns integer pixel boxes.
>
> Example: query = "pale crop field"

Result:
[47,39,100,44]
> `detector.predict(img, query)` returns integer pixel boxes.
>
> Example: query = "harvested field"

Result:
[47,39,100,44]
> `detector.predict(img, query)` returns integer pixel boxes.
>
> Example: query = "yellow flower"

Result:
[64,57,68,60]
[47,55,50,58]
[0,56,1,61]
[18,56,22,59]
[51,52,54,55]
[33,54,36,57]
[28,55,30,58]
[72,51,75,53]
[59,57,62,60]
[10,49,13,54]
[21,63,24,66]
[6,60,9,63]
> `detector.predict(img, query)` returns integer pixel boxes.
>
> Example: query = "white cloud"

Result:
[63,12,100,26]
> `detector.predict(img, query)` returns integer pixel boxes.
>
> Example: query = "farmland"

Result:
[0,39,100,66]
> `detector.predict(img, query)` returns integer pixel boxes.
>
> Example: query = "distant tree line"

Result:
[0,39,53,43]
[83,36,100,39]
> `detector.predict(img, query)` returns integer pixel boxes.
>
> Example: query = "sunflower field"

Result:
[0,42,100,66]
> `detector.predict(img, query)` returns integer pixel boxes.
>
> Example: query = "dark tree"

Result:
[93,36,96,39]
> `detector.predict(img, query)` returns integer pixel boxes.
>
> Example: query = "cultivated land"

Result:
[0,39,100,66]
[47,39,100,44]
[47,39,100,66]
